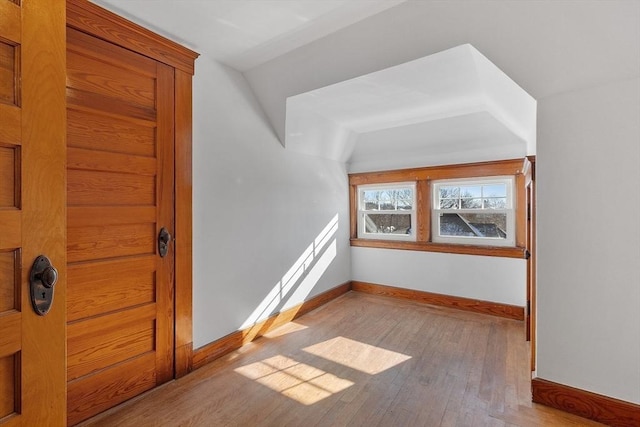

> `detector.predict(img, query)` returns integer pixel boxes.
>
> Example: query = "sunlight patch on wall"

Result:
[240,214,339,329]
[303,336,411,375]
[234,355,353,405]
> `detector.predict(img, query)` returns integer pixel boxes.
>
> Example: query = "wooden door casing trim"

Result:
[66,0,198,379]
[174,68,194,377]
[66,0,198,74]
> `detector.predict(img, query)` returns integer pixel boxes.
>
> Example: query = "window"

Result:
[349,158,533,258]
[432,177,515,247]
[358,183,416,240]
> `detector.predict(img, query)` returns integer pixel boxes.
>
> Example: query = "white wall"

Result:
[188,1,640,406]
[191,56,351,348]
[241,1,640,405]
[536,77,640,404]
[352,247,526,306]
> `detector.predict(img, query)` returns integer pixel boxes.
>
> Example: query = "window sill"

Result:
[350,238,527,259]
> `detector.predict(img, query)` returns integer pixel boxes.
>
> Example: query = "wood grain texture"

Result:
[349,184,357,239]
[67,147,156,176]
[0,311,20,356]
[67,305,156,380]
[19,0,67,425]
[0,41,17,106]
[67,49,155,108]
[0,105,21,145]
[81,292,603,427]
[416,179,430,241]
[67,352,157,426]
[174,69,193,378]
[0,1,20,43]
[67,109,155,157]
[193,282,352,370]
[516,172,526,248]
[65,2,197,422]
[66,0,198,74]
[67,27,156,78]
[0,146,16,207]
[0,251,17,313]
[66,87,156,122]
[352,281,525,320]
[0,353,16,418]
[532,378,639,427]
[67,223,155,263]
[154,62,175,386]
[349,158,524,186]
[68,206,155,227]
[67,170,155,206]
[0,210,20,250]
[350,237,527,258]
[65,12,189,422]
[66,255,156,322]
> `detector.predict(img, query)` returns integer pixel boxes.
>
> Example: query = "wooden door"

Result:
[0,0,67,425]
[65,28,175,425]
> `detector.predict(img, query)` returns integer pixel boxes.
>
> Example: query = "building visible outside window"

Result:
[357,183,416,240]
[432,177,514,246]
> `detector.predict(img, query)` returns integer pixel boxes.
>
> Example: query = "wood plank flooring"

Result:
[79,292,603,427]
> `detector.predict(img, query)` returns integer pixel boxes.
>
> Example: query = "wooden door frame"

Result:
[66,0,199,378]
[524,156,536,371]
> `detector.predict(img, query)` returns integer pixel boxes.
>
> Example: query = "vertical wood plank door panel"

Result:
[0,0,67,426]
[66,26,175,426]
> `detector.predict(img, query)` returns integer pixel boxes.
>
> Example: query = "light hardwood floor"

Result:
[80,292,602,426]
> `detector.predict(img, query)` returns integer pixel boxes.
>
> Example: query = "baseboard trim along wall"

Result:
[193,279,525,369]
[532,378,640,427]
[351,281,525,320]
[192,282,352,370]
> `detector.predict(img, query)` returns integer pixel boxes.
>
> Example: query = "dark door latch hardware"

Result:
[158,227,171,258]
[29,255,58,316]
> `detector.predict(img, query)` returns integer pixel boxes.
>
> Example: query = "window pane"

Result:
[439,212,507,239]
[460,185,481,198]
[440,198,458,209]
[482,184,507,198]
[460,197,482,209]
[483,197,507,209]
[364,213,412,235]
[362,188,413,211]
[439,186,459,199]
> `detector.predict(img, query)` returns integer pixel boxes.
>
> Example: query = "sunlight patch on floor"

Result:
[234,355,353,405]
[302,336,411,375]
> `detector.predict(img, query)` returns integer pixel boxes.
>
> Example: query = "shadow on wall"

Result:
[240,213,339,330]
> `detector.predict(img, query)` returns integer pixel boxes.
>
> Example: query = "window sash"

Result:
[358,182,416,240]
[432,177,515,247]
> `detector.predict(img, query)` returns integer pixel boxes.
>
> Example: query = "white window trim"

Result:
[432,176,515,247]
[357,182,416,241]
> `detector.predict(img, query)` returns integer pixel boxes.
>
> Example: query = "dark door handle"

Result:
[30,255,58,316]
[158,227,171,257]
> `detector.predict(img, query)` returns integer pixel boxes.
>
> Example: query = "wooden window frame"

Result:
[349,158,531,259]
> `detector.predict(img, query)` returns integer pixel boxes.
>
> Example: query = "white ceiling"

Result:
[91,0,406,71]
[90,0,639,171]
[285,44,536,167]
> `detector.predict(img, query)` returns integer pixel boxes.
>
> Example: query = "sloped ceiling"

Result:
[91,0,407,71]
[284,44,536,169]
[91,0,639,170]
